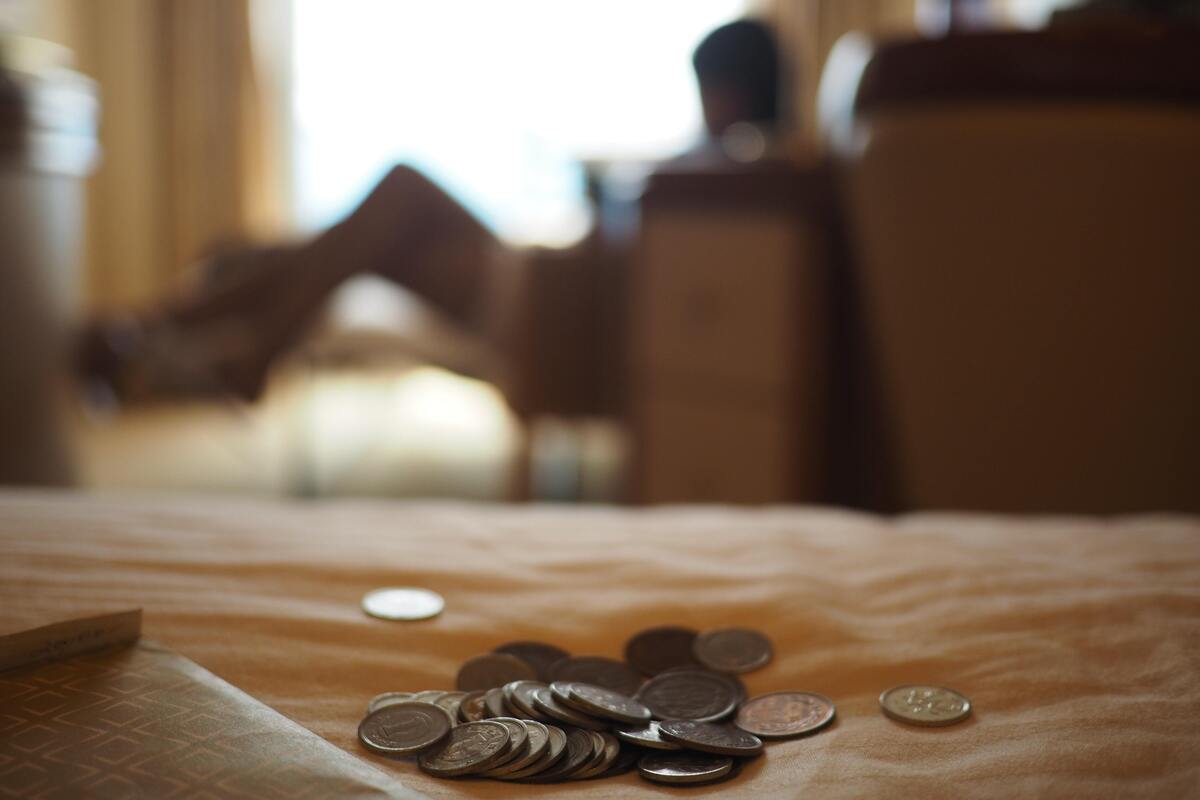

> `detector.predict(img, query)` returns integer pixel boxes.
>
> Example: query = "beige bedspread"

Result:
[2,490,1198,798]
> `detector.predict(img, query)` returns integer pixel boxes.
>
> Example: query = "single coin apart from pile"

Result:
[361,587,445,621]
[880,685,972,727]
[736,691,836,738]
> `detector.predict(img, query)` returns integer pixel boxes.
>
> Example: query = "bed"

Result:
[2,490,1198,797]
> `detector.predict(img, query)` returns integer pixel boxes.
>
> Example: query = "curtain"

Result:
[755,0,918,143]
[41,0,280,311]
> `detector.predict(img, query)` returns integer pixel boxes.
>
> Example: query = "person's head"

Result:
[692,19,782,137]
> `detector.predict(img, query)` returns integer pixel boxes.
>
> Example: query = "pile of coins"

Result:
[357,625,970,786]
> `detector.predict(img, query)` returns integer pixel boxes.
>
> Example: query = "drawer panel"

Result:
[635,210,813,389]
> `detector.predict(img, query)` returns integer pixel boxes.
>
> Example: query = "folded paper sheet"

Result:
[0,615,421,799]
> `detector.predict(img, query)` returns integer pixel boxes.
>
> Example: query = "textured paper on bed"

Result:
[0,638,423,799]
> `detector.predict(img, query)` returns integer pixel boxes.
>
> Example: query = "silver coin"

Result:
[358,702,453,756]
[637,752,734,785]
[503,680,552,721]
[736,691,835,738]
[624,626,701,676]
[494,641,570,683]
[457,652,537,691]
[614,720,683,751]
[658,719,764,756]
[482,719,550,777]
[531,686,610,731]
[548,655,644,696]
[366,691,414,715]
[418,720,511,777]
[360,587,444,621]
[880,685,972,727]
[636,669,740,722]
[693,627,774,674]
[563,682,652,724]
[497,724,568,780]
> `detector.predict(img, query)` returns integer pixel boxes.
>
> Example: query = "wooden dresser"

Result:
[631,162,840,504]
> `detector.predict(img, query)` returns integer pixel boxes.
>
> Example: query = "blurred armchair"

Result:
[825,24,1200,512]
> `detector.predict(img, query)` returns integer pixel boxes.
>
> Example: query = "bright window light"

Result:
[292,0,746,246]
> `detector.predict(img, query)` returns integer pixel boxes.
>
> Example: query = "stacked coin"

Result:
[358,625,968,785]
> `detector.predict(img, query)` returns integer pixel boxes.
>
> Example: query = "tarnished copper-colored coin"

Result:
[637,752,735,785]
[736,691,836,738]
[658,720,764,756]
[418,720,511,777]
[624,625,700,676]
[503,680,551,721]
[570,731,616,780]
[494,641,570,683]
[432,690,467,721]
[594,740,642,779]
[531,686,610,731]
[614,720,683,751]
[573,732,621,780]
[562,681,652,724]
[482,719,550,777]
[497,724,568,780]
[358,702,453,756]
[366,691,414,714]
[548,655,643,696]
[458,690,488,722]
[483,686,512,718]
[516,726,597,783]
[880,685,971,727]
[693,627,774,674]
[636,669,740,722]
[457,652,537,691]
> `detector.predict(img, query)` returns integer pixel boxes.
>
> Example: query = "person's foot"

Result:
[76,313,275,405]
[74,248,301,406]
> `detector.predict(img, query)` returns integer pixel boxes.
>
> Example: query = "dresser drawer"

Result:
[635,209,815,390]
[637,394,795,504]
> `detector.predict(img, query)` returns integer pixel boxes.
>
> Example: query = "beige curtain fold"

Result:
[42,0,278,311]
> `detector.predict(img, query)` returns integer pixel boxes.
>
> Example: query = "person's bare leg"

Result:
[78,164,503,401]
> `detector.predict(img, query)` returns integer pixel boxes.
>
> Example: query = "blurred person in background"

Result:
[77,19,787,405]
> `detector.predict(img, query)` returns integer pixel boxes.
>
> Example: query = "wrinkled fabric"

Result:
[2,490,1198,798]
